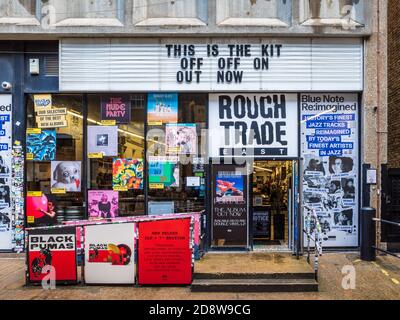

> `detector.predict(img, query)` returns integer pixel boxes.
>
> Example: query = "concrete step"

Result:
[194,272,316,280]
[191,278,318,293]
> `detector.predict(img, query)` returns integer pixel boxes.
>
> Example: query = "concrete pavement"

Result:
[0,252,399,300]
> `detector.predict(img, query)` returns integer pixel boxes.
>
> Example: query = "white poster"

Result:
[84,223,135,284]
[0,95,12,251]
[209,93,298,158]
[51,161,82,192]
[301,93,359,248]
[87,125,118,157]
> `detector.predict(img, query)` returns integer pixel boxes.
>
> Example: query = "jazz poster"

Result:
[166,123,197,155]
[84,223,135,284]
[112,158,144,190]
[147,93,178,125]
[101,95,131,124]
[28,227,77,284]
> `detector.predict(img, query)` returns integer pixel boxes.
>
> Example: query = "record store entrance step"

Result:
[191,253,318,293]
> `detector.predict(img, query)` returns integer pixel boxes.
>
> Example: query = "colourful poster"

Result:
[112,158,144,190]
[166,123,197,155]
[84,223,135,284]
[215,171,245,204]
[138,218,192,285]
[101,95,131,124]
[26,129,56,161]
[51,161,82,192]
[149,161,179,188]
[28,227,77,284]
[88,190,119,218]
[26,194,57,227]
[147,93,178,125]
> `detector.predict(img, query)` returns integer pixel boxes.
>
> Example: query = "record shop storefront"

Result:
[21,37,363,254]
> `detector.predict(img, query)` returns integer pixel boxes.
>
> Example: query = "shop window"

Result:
[132,0,207,26]
[216,0,291,27]
[147,93,207,214]
[87,94,146,217]
[0,0,40,25]
[46,0,124,27]
[299,0,365,27]
[26,94,85,226]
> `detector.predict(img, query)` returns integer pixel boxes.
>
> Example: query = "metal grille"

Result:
[44,55,59,77]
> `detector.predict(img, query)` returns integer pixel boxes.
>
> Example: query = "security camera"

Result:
[1,82,12,90]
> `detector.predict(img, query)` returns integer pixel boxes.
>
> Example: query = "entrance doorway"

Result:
[251,161,296,252]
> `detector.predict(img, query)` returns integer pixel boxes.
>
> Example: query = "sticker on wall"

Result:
[26,129,56,161]
[112,158,143,191]
[166,123,197,155]
[33,94,52,111]
[51,161,82,192]
[88,190,119,219]
[12,143,24,251]
[101,95,131,124]
[147,93,178,125]
[87,126,118,157]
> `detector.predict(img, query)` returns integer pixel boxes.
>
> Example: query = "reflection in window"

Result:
[0,0,36,17]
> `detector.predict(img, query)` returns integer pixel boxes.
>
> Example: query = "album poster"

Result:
[112,158,144,190]
[26,129,56,161]
[166,123,197,155]
[148,161,179,188]
[147,93,178,124]
[87,126,118,157]
[88,190,119,219]
[301,93,359,248]
[101,95,131,124]
[26,194,57,227]
[51,161,82,192]
[215,171,245,204]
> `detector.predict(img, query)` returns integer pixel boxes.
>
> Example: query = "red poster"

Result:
[28,227,77,284]
[138,218,192,285]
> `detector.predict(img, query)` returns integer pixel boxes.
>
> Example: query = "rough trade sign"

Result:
[28,227,77,284]
[208,94,298,158]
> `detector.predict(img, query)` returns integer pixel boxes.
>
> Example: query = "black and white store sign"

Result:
[301,93,359,248]
[209,93,298,158]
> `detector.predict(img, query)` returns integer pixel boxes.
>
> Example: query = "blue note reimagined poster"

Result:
[301,93,359,248]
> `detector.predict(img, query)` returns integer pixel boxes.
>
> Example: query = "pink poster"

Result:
[88,190,119,219]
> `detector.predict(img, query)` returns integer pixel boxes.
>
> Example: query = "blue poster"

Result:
[27,130,56,161]
[147,93,178,124]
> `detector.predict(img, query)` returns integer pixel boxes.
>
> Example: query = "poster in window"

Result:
[301,93,359,248]
[84,223,135,284]
[215,171,245,204]
[147,93,178,125]
[26,129,56,161]
[149,160,179,188]
[166,123,197,155]
[87,126,118,157]
[138,218,192,285]
[51,161,82,192]
[88,190,119,219]
[28,227,77,284]
[26,194,57,227]
[112,158,144,190]
[101,95,131,124]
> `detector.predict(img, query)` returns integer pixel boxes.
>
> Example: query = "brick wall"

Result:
[388,0,400,168]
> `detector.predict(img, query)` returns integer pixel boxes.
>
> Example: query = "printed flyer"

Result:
[301,93,359,248]
[26,129,56,161]
[147,93,178,125]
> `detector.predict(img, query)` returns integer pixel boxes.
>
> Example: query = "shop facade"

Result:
[0,37,366,253]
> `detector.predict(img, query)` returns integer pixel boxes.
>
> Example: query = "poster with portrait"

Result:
[148,158,179,188]
[101,95,131,124]
[112,158,144,190]
[51,161,82,192]
[301,93,359,248]
[147,93,178,125]
[26,129,56,161]
[88,190,119,219]
[166,124,197,155]
[26,194,57,227]
[87,126,118,157]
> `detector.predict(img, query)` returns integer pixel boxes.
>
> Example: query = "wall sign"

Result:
[209,93,298,158]
[84,223,135,284]
[0,95,12,251]
[301,93,359,248]
[27,227,77,284]
[138,218,192,285]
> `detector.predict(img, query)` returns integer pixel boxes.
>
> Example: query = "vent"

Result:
[44,55,59,77]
